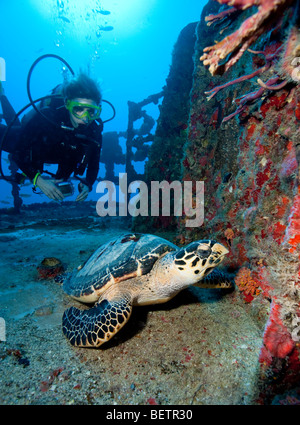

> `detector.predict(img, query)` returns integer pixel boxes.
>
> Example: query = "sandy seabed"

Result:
[0,203,265,406]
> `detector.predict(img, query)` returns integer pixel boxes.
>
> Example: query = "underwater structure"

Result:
[125,92,163,183]
[137,0,300,402]
[101,131,126,183]
[134,21,198,231]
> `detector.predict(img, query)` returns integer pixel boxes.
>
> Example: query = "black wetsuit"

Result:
[11,100,103,191]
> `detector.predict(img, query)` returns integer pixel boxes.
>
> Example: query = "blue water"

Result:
[0,0,204,207]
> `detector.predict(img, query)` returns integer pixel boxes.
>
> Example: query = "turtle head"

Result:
[174,240,229,285]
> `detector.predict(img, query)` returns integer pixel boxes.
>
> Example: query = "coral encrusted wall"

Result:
[138,0,300,402]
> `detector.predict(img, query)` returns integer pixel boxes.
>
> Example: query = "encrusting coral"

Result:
[37,257,64,280]
[201,0,300,122]
[250,240,300,342]
[235,266,261,302]
[200,0,296,76]
[278,25,300,82]
[195,0,300,398]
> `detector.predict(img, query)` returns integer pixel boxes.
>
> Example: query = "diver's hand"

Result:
[36,176,64,201]
[76,183,89,202]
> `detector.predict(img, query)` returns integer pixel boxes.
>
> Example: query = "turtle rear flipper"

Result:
[62,296,132,348]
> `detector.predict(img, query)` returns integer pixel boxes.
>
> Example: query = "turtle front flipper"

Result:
[62,294,132,348]
[194,268,234,289]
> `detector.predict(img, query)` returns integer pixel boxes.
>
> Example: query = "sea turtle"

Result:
[62,233,232,348]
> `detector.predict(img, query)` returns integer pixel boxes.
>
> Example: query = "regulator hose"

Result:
[26,54,75,128]
[0,53,116,182]
[27,54,116,124]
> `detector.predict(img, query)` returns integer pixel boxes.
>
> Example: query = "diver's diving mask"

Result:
[65,99,102,121]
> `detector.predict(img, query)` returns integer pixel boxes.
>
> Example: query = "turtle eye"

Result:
[197,244,211,259]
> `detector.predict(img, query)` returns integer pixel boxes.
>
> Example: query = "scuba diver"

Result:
[0,71,103,202]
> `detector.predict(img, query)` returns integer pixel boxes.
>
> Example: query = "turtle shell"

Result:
[63,233,178,302]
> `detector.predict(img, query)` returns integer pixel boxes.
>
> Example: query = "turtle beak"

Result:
[199,242,229,280]
[212,242,229,258]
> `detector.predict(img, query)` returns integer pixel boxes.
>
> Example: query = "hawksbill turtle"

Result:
[62,233,232,348]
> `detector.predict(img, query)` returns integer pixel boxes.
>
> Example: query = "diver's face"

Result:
[68,98,98,128]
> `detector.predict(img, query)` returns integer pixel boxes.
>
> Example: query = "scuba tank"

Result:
[21,84,64,127]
